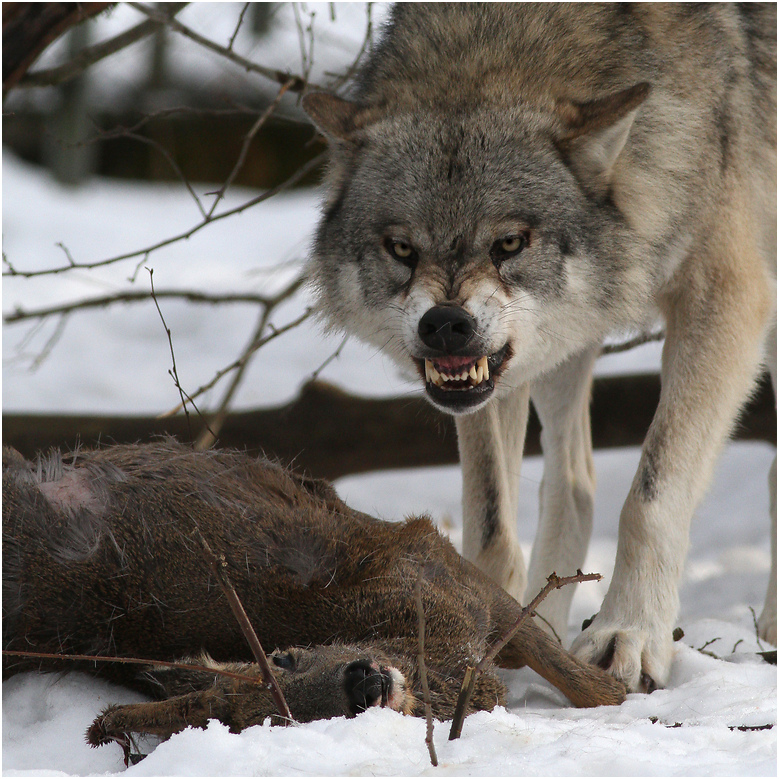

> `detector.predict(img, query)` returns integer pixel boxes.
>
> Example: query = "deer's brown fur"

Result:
[2,441,625,748]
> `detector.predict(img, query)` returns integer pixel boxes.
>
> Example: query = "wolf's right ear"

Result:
[302,92,380,142]
[555,82,651,198]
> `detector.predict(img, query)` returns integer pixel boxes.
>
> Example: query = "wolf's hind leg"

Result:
[456,383,530,601]
[527,346,599,643]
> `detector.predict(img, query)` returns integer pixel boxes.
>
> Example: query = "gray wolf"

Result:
[2,442,625,750]
[303,3,777,692]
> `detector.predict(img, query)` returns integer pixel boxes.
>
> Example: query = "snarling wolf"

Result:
[303,3,777,692]
[2,443,625,749]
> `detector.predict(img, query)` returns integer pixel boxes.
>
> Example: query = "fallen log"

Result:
[2,372,774,481]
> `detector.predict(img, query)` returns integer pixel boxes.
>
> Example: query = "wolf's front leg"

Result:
[456,383,530,601]
[758,320,777,645]
[527,346,599,642]
[571,232,775,691]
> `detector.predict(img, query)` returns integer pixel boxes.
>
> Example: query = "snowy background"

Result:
[2,2,777,770]
[3,149,776,777]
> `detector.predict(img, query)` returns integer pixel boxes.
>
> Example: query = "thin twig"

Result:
[118,130,207,217]
[485,571,601,673]
[414,565,438,767]
[309,334,348,382]
[148,268,215,443]
[160,306,312,418]
[18,4,189,89]
[601,330,664,356]
[2,153,325,278]
[227,3,251,51]
[448,570,601,741]
[127,2,314,93]
[78,104,279,146]
[29,314,68,371]
[5,290,292,325]
[328,2,373,91]
[183,273,305,438]
[206,78,296,219]
[192,527,295,724]
[2,649,260,686]
[149,267,189,435]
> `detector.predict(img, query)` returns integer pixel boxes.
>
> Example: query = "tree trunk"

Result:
[3,372,774,481]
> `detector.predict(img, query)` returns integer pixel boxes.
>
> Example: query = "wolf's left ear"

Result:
[555,82,651,197]
[302,92,380,143]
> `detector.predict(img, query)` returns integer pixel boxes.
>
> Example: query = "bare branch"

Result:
[148,268,215,443]
[601,329,664,356]
[194,273,305,449]
[192,526,295,724]
[127,1,314,93]
[206,78,296,219]
[308,334,349,382]
[18,3,189,89]
[2,648,259,686]
[3,152,326,278]
[117,129,206,217]
[448,570,602,741]
[29,314,68,371]
[481,571,602,671]
[415,565,438,768]
[3,2,114,93]
[160,305,312,418]
[5,289,292,325]
[227,3,251,52]
[328,2,373,91]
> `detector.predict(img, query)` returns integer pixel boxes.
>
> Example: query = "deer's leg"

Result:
[87,685,245,747]
[456,383,530,601]
[494,607,626,708]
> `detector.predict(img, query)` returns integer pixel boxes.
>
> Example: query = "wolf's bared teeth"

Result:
[425,357,492,389]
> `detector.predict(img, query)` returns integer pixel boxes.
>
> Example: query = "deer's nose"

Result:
[344,659,383,714]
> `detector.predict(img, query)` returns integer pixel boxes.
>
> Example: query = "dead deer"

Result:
[3,441,625,751]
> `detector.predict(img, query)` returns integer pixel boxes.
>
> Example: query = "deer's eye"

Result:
[490,232,530,267]
[272,651,296,671]
[384,237,418,268]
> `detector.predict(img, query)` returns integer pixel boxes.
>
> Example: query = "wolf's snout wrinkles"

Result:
[418,305,476,353]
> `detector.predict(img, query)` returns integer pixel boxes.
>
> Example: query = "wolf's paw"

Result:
[570,617,673,693]
[757,609,777,646]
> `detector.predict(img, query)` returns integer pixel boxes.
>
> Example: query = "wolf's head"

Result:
[304,85,651,415]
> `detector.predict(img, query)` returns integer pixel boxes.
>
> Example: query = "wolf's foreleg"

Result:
[758,319,777,645]
[527,347,599,643]
[456,383,530,601]
[571,223,775,691]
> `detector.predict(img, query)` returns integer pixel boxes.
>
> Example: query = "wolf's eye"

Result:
[384,237,418,268]
[490,233,529,267]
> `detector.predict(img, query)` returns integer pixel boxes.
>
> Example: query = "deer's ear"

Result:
[555,82,651,196]
[302,92,381,142]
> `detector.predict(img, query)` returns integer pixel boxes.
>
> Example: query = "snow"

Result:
[2,151,776,775]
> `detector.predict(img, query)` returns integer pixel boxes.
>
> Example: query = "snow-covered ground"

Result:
[2,152,776,775]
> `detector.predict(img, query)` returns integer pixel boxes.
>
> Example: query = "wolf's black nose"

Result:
[418,305,476,352]
[344,660,383,714]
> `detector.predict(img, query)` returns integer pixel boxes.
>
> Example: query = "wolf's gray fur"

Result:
[304,3,777,693]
